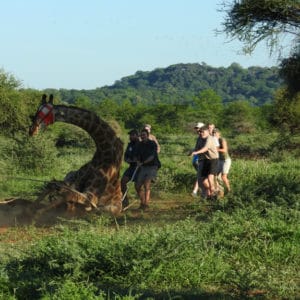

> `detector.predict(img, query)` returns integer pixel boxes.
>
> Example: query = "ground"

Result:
[0,191,202,227]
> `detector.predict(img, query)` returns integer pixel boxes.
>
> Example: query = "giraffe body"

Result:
[30,97,123,215]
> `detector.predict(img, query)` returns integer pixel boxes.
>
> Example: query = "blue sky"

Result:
[1,0,280,90]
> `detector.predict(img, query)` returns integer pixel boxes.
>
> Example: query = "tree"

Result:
[222,100,257,133]
[220,0,300,54]
[272,88,300,133]
[279,51,300,94]
[220,0,300,93]
[0,69,41,135]
[193,89,223,124]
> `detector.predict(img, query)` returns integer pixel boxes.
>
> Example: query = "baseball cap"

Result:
[194,122,205,129]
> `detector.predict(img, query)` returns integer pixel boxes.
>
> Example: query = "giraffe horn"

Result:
[49,94,54,104]
[41,94,47,104]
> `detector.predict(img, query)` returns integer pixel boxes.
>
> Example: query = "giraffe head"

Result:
[29,94,55,136]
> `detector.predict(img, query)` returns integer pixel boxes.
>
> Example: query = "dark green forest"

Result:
[44,63,281,106]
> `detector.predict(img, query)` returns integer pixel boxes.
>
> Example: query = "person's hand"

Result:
[187,149,192,156]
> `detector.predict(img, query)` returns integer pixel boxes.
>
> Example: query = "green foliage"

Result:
[193,89,223,124]
[280,51,300,94]
[0,68,20,89]
[12,133,59,173]
[42,280,101,300]
[3,199,300,299]
[222,100,258,133]
[45,63,281,106]
[220,0,300,55]
[272,88,300,133]
[0,70,42,135]
[220,0,300,121]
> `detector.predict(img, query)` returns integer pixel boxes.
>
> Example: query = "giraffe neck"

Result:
[53,105,122,167]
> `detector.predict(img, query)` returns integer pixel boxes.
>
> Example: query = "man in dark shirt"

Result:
[134,129,161,210]
[192,125,207,199]
[121,129,140,208]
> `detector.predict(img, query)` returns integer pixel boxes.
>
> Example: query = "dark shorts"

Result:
[122,165,139,181]
[199,159,218,178]
[136,165,158,185]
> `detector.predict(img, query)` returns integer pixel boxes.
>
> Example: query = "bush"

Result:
[12,133,59,173]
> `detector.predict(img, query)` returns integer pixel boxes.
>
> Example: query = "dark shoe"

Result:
[139,204,149,211]
[143,204,149,211]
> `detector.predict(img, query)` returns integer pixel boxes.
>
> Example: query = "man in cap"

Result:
[191,122,206,197]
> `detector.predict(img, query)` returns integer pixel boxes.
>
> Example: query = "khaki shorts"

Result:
[218,158,232,174]
[136,166,158,184]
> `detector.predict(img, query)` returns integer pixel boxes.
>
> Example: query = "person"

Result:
[208,123,215,136]
[121,129,140,208]
[134,129,161,210]
[213,128,232,193]
[192,125,219,198]
[208,122,220,147]
[144,124,161,153]
[191,122,204,197]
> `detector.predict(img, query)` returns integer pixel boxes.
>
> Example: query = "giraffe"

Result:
[29,94,123,215]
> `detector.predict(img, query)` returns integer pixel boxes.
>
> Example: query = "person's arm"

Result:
[191,137,210,156]
[142,154,155,164]
[150,134,160,153]
[124,145,131,163]
[218,138,228,153]
[192,146,208,156]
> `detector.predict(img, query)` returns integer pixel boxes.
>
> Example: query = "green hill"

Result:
[45,63,281,106]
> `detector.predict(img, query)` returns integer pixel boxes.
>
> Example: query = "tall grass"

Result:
[1,206,299,299]
[0,131,299,299]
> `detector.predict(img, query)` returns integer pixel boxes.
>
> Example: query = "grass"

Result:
[0,202,299,299]
[0,131,299,299]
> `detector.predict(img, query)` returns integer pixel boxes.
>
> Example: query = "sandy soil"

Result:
[0,198,88,227]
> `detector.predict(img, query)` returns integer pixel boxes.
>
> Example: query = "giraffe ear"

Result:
[49,94,54,104]
[41,94,47,104]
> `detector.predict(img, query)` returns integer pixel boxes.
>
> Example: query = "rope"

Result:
[121,165,140,203]
[0,176,48,183]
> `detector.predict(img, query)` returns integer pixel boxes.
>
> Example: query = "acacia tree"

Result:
[220,0,300,92]
[220,0,300,53]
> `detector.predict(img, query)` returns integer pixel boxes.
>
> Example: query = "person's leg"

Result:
[192,161,199,196]
[134,167,146,208]
[207,174,215,195]
[222,158,232,193]
[222,174,231,192]
[121,175,130,207]
[135,182,145,207]
[202,177,210,197]
[192,180,199,196]
[144,178,152,207]
[197,160,207,198]
[208,159,219,197]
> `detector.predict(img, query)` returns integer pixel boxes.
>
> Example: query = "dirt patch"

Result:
[0,198,89,227]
